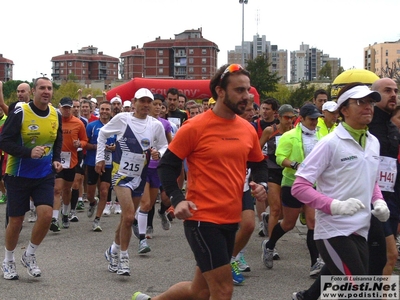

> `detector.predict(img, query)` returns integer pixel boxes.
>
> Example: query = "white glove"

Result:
[330,198,365,216]
[371,199,390,222]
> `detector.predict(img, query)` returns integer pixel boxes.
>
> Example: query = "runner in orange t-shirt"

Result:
[133,64,268,300]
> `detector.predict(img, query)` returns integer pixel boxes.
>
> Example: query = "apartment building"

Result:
[364,40,400,75]
[120,28,219,80]
[51,46,119,84]
[0,54,13,82]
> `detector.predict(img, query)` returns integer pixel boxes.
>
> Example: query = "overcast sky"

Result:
[3,0,399,82]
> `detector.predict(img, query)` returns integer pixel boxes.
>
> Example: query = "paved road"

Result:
[1,201,397,300]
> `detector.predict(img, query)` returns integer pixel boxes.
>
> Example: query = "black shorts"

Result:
[242,189,254,211]
[55,167,76,182]
[184,220,238,273]
[268,168,283,185]
[281,186,303,208]
[75,151,85,175]
[86,165,111,185]
[4,173,55,217]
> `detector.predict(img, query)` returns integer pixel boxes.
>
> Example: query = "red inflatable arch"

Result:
[106,77,260,105]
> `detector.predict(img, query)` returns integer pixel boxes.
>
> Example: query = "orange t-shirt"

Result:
[61,115,88,169]
[169,109,264,224]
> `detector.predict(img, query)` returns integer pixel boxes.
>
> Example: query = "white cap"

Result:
[134,88,154,101]
[322,101,338,112]
[90,98,97,104]
[123,100,131,107]
[110,96,122,104]
[337,85,381,107]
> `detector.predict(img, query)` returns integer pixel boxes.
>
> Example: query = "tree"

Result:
[380,61,400,85]
[287,81,316,109]
[318,62,332,80]
[246,54,281,98]
[267,84,291,105]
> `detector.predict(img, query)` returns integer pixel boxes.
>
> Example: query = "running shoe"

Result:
[310,258,324,277]
[261,240,274,269]
[292,290,306,300]
[299,211,306,225]
[146,226,153,239]
[166,206,175,221]
[21,252,41,277]
[69,210,79,222]
[273,248,280,260]
[258,221,265,237]
[62,214,70,229]
[76,201,85,211]
[132,292,151,300]
[2,260,18,280]
[236,252,251,272]
[113,203,122,214]
[87,198,98,218]
[50,218,60,232]
[158,209,171,230]
[261,212,269,237]
[231,261,245,285]
[104,246,118,273]
[117,255,130,276]
[28,208,37,223]
[138,239,151,254]
[0,194,7,204]
[103,202,112,216]
[92,219,102,232]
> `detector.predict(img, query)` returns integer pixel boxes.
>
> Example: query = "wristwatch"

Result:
[290,161,299,170]
[258,182,268,193]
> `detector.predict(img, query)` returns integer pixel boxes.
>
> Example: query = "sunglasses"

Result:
[220,64,244,81]
[282,115,296,120]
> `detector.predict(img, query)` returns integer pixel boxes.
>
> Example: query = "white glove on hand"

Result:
[330,198,365,216]
[371,199,390,222]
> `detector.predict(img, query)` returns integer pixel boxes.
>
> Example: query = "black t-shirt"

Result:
[167,109,188,129]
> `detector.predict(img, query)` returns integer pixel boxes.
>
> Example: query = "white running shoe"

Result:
[2,260,19,280]
[28,209,37,223]
[117,256,130,276]
[21,252,41,277]
[113,203,122,214]
[103,202,112,216]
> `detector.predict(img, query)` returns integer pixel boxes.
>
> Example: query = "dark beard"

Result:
[223,94,246,115]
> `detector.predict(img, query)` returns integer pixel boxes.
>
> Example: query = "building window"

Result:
[68,62,72,67]
[189,58,194,64]
[189,67,194,73]
[83,70,86,74]
[159,68,164,74]
[189,49,194,55]
[69,70,72,74]
[61,70,64,74]
[202,58,207,64]
[61,62,64,67]
[159,59,164,65]
[202,49,207,54]
[159,50,163,55]
[82,62,85,67]
[202,67,207,73]
[386,50,389,56]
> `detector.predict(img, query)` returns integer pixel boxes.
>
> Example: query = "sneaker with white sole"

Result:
[104,246,118,273]
[103,202,112,216]
[146,226,153,239]
[92,219,102,232]
[87,198,98,218]
[28,209,37,223]
[292,290,306,300]
[158,209,171,230]
[76,201,85,211]
[261,212,269,237]
[117,256,130,276]
[62,214,70,229]
[138,239,151,254]
[231,260,245,285]
[132,292,151,300]
[113,203,121,214]
[310,258,324,277]
[273,248,280,260]
[258,221,265,237]
[49,218,60,232]
[20,252,41,277]
[261,240,274,269]
[2,260,19,280]
[235,252,251,272]
[69,210,79,222]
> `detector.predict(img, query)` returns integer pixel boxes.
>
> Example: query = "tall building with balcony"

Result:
[0,54,13,82]
[51,46,119,83]
[364,40,400,76]
[227,34,288,83]
[120,28,219,80]
[290,43,340,83]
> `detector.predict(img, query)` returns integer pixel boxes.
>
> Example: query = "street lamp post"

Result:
[239,0,248,66]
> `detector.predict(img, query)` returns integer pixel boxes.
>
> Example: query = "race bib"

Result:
[104,150,112,165]
[118,152,145,177]
[261,144,268,156]
[377,156,397,192]
[60,151,71,169]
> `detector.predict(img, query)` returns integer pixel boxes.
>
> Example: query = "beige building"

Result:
[364,40,400,75]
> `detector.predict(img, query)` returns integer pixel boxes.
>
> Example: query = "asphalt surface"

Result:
[0,199,398,300]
